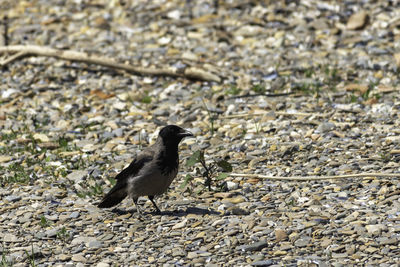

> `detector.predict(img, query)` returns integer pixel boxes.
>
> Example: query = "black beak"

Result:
[178,129,194,138]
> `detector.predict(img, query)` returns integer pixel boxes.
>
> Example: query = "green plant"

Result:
[76,173,103,199]
[0,131,17,141]
[39,216,51,228]
[24,244,36,267]
[58,136,69,150]
[201,99,216,136]
[251,84,266,94]
[225,85,241,95]
[4,162,31,184]
[56,227,70,242]
[294,82,322,97]
[304,67,315,78]
[184,150,232,191]
[141,93,152,104]
[324,65,340,90]
[379,152,391,162]
[0,244,11,267]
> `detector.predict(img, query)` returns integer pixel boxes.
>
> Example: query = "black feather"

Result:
[97,181,127,208]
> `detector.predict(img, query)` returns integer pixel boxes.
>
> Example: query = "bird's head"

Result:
[158,125,193,145]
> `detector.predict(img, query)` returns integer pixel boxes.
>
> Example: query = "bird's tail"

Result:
[98,182,127,208]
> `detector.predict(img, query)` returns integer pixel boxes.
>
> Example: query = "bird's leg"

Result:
[133,198,142,215]
[148,196,161,214]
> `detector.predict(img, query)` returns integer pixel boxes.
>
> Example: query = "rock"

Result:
[3,233,21,242]
[251,260,274,266]
[32,133,50,142]
[88,240,103,249]
[226,181,238,190]
[275,229,287,242]
[237,240,268,252]
[0,156,12,163]
[316,122,336,133]
[347,10,368,30]
[71,254,87,262]
[294,237,311,247]
[365,224,384,236]
[226,206,249,215]
[69,211,80,219]
[67,170,87,182]
[5,195,21,202]
[46,228,59,238]
[172,219,187,230]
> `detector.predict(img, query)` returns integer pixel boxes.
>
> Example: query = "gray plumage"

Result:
[98,125,193,213]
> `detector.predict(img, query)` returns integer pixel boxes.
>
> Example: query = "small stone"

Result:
[0,155,12,163]
[46,228,58,238]
[112,128,123,137]
[113,102,126,110]
[187,251,198,259]
[294,237,311,247]
[58,254,71,261]
[237,240,268,252]
[226,181,238,190]
[67,170,87,182]
[316,122,335,133]
[96,263,110,267]
[5,195,21,202]
[69,211,80,219]
[365,247,378,253]
[88,240,103,249]
[347,10,368,30]
[226,206,249,215]
[251,260,273,266]
[72,254,87,262]
[365,225,383,236]
[33,133,50,142]
[275,229,287,242]
[3,233,20,242]
[172,219,187,230]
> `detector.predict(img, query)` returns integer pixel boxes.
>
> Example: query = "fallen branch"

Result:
[0,45,221,82]
[222,111,332,119]
[230,172,400,181]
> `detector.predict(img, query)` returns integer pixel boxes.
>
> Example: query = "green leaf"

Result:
[108,177,116,186]
[179,174,193,189]
[216,160,232,172]
[141,95,152,104]
[186,150,201,167]
[216,173,229,180]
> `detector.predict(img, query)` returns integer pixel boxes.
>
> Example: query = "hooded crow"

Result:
[98,125,193,214]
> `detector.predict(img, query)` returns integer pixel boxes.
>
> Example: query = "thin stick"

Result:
[222,111,330,119]
[0,51,27,66]
[230,172,400,181]
[0,45,221,82]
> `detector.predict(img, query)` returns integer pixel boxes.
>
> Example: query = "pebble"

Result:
[5,195,21,202]
[71,254,87,263]
[237,240,268,252]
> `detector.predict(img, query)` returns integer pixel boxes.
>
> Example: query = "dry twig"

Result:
[230,172,400,181]
[222,111,332,119]
[0,45,221,82]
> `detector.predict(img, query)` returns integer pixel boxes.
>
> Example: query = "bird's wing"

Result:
[114,150,154,181]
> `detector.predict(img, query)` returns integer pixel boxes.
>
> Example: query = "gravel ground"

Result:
[1,0,400,266]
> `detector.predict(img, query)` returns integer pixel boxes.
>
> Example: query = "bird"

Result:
[98,125,193,214]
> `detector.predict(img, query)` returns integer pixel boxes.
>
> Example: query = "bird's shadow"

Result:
[112,206,220,217]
